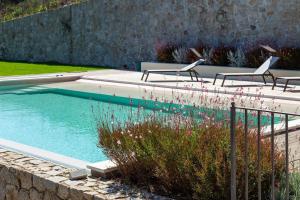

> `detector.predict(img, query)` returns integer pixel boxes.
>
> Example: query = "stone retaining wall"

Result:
[0,148,166,200]
[0,0,299,68]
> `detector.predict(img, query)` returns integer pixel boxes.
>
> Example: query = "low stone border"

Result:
[0,148,170,200]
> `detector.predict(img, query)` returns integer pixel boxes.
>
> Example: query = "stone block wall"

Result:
[0,0,299,68]
[0,148,166,200]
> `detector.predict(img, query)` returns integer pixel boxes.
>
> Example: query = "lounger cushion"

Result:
[145,58,205,73]
[217,56,279,76]
[217,72,266,76]
[254,56,279,74]
[144,69,184,72]
[276,77,300,80]
[180,59,205,71]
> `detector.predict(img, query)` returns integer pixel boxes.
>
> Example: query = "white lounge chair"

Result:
[213,56,280,87]
[141,58,205,82]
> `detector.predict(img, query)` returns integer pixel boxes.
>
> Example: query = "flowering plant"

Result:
[98,86,285,199]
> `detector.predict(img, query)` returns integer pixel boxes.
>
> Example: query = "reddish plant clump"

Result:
[155,42,178,63]
[276,47,300,69]
[211,45,234,66]
[156,40,300,69]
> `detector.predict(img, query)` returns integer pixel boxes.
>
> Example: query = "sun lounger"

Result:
[272,77,300,92]
[213,56,280,86]
[141,58,205,82]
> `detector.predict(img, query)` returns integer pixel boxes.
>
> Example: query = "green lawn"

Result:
[0,61,106,76]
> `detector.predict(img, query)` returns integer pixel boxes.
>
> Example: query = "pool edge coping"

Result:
[0,138,117,176]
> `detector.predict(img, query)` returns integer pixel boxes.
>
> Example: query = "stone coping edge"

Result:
[0,139,118,178]
[0,138,89,169]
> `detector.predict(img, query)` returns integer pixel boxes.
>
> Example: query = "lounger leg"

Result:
[272,78,277,90]
[270,74,275,85]
[189,71,193,81]
[213,74,219,85]
[141,71,146,80]
[145,72,150,82]
[221,76,226,87]
[284,80,289,92]
[194,71,199,82]
[262,75,266,84]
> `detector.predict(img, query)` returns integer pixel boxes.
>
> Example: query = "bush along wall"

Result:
[156,42,300,70]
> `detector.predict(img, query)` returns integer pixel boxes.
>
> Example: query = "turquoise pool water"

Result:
[0,85,176,162]
[0,85,281,163]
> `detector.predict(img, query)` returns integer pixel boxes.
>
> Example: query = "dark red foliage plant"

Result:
[211,45,234,66]
[276,47,300,69]
[155,41,178,63]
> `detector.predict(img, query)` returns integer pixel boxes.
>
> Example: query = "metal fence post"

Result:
[271,113,275,200]
[228,105,298,200]
[257,111,261,200]
[244,109,248,200]
[230,102,236,200]
[285,114,289,200]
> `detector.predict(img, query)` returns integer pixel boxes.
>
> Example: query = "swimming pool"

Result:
[0,85,282,163]
[0,85,186,163]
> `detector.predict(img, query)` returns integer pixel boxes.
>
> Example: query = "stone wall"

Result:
[0,148,166,200]
[0,0,299,68]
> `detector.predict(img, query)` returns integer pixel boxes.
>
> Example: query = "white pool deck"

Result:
[82,69,300,99]
[37,69,300,114]
[2,69,300,102]
[2,69,300,170]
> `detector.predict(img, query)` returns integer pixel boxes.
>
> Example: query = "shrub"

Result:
[186,43,210,63]
[172,47,189,64]
[202,47,214,65]
[190,45,233,66]
[155,42,178,63]
[275,172,300,199]
[244,46,268,68]
[276,48,300,69]
[99,114,285,199]
[227,48,247,67]
[155,41,300,69]
[211,45,233,66]
[245,45,300,69]
[186,48,202,63]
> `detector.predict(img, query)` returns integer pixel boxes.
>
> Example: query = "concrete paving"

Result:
[78,69,300,112]
[82,69,300,98]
